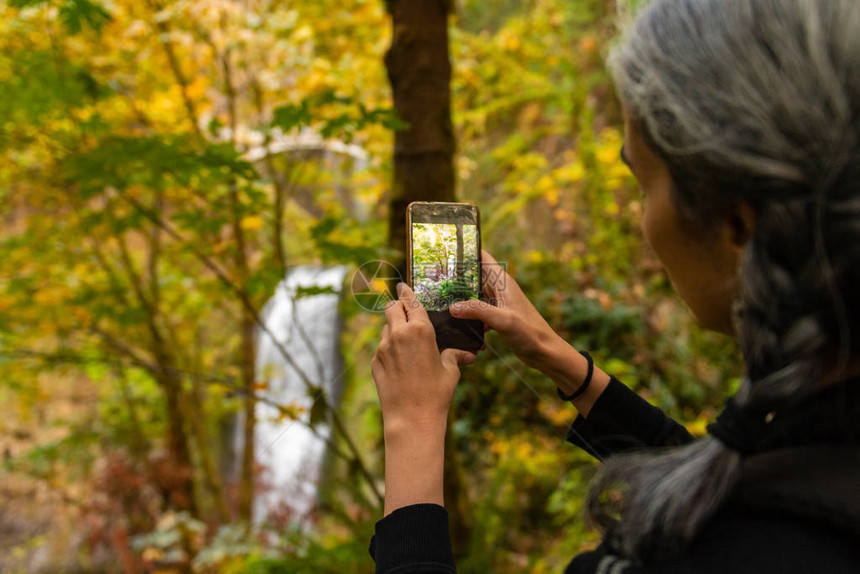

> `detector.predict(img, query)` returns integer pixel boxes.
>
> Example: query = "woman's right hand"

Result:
[453,249,610,416]
[449,250,563,370]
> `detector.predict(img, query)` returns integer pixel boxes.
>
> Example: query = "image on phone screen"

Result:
[411,222,479,311]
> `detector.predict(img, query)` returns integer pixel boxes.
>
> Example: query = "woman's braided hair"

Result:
[586,0,860,562]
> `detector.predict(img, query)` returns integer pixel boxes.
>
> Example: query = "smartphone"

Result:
[406,201,484,353]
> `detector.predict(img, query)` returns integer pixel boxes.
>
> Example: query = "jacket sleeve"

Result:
[368,503,456,573]
[367,377,694,572]
[565,375,694,460]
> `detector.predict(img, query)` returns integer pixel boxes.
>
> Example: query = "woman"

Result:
[368,0,860,571]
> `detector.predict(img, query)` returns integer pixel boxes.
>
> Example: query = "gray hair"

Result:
[588,0,860,562]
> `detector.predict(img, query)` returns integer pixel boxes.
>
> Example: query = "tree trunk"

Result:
[161,371,199,517]
[221,40,258,523]
[230,205,257,523]
[384,0,471,558]
[385,0,457,279]
[188,374,232,523]
[237,310,257,523]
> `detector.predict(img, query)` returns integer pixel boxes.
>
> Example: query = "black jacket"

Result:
[369,375,860,573]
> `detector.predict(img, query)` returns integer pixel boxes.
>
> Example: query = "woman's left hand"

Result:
[371,282,476,434]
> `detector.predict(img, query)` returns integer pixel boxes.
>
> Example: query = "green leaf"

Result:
[59,0,112,34]
[271,102,312,133]
[309,215,384,266]
[271,89,403,139]
[207,116,225,137]
[363,107,410,131]
[294,285,338,299]
[0,51,106,132]
[308,390,328,429]
[62,136,259,198]
[7,0,49,8]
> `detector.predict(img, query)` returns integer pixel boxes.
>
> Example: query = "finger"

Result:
[384,298,407,330]
[371,353,384,380]
[483,281,496,301]
[449,298,506,331]
[376,326,390,365]
[397,282,430,323]
[441,348,476,370]
[481,249,499,265]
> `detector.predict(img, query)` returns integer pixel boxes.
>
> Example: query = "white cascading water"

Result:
[246,265,348,526]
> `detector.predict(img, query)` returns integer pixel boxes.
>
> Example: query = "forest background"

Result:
[0,0,743,572]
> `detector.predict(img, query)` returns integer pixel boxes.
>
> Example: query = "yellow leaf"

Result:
[536,175,554,192]
[294,25,313,42]
[33,290,58,305]
[502,34,520,52]
[684,415,710,437]
[605,200,620,215]
[555,162,585,183]
[240,216,264,231]
[596,146,617,165]
[514,442,532,458]
[609,163,632,180]
[185,76,208,101]
[581,37,597,53]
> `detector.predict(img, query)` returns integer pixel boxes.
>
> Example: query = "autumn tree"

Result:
[0,0,395,560]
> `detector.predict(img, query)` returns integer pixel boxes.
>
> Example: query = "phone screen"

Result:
[411,222,480,310]
[408,202,483,352]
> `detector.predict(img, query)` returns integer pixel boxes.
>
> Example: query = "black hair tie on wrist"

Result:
[557,350,593,402]
[707,397,772,456]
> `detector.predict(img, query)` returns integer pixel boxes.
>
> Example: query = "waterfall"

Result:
[245,264,349,526]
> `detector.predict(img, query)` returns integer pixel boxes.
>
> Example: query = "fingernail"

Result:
[465,353,476,365]
[396,282,404,297]
[450,302,462,315]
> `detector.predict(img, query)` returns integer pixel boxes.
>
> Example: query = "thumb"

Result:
[441,348,476,370]
[449,299,505,329]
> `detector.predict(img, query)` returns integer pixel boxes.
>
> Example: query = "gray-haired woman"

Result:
[368,0,860,572]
